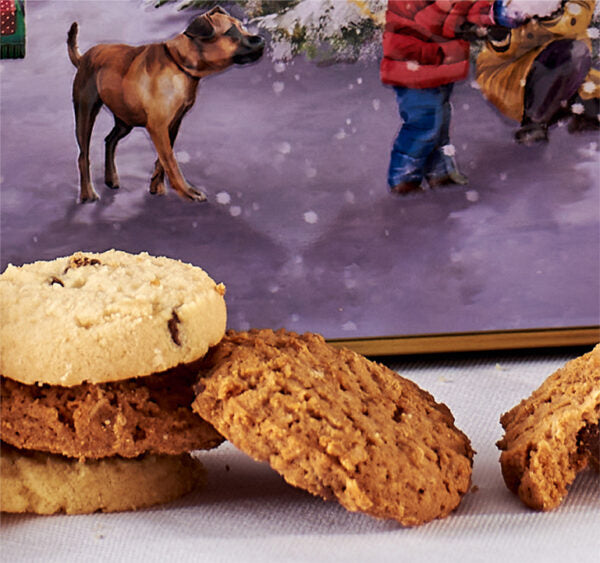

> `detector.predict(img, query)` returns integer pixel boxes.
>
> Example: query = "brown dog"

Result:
[67,6,264,202]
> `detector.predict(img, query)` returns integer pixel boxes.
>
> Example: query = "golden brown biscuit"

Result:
[1,442,205,515]
[497,345,600,510]
[1,361,223,460]
[192,329,474,526]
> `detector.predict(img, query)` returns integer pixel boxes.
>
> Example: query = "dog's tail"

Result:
[67,22,81,68]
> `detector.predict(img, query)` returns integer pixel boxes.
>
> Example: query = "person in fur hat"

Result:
[476,0,599,144]
[381,0,525,195]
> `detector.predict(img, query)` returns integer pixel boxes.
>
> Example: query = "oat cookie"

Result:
[1,361,223,460]
[0,442,205,515]
[497,345,600,511]
[0,250,226,386]
[192,329,474,526]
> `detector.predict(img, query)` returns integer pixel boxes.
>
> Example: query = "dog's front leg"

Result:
[149,115,183,196]
[146,123,206,201]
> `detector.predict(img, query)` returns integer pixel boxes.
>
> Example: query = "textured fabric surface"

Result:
[1,348,598,562]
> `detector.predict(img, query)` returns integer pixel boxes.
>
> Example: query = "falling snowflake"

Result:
[342,321,357,332]
[229,206,242,217]
[582,81,596,94]
[216,192,231,205]
[334,129,347,140]
[578,142,598,158]
[372,98,381,111]
[450,251,462,263]
[175,150,190,163]
[571,103,585,115]
[588,27,600,39]
[305,166,317,179]
[442,144,456,157]
[272,81,285,95]
[465,190,479,203]
[273,61,286,73]
[276,141,292,155]
[304,210,318,224]
[406,60,420,72]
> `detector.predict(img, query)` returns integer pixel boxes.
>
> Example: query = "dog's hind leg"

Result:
[73,83,103,202]
[105,117,132,189]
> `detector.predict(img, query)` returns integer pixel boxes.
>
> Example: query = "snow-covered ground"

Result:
[1,1,598,342]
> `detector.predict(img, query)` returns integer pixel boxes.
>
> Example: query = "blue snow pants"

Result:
[387,83,458,188]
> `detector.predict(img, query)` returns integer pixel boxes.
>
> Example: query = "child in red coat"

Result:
[381,0,522,194]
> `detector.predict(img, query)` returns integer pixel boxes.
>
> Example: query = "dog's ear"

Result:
[185,14,215,40]
[208,6,229,17]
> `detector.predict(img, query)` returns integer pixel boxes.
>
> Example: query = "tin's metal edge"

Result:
[327,326,600,357]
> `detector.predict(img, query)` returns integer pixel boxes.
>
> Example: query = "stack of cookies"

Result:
[1,249,597,524]
[0,250,476,525]
[0,250,227,514]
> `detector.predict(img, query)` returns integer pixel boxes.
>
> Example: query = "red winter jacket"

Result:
[381,0,496,89]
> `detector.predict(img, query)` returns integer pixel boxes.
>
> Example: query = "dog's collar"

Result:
[163,43,204,80]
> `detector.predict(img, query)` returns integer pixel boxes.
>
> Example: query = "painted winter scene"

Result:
[1,0,599,351]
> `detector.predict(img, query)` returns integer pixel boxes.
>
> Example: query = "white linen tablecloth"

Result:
[2,347,599,562]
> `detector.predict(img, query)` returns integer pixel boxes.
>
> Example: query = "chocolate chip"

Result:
[168,310,181,346]
[577,420,599,466]
[49,276,64,286]
[64,255,101,273]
